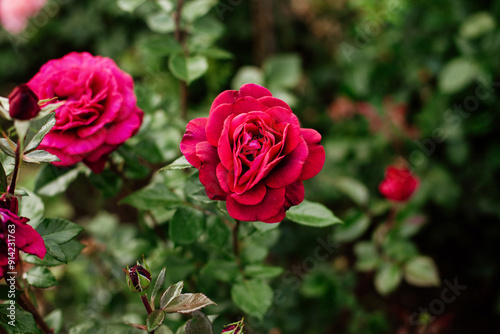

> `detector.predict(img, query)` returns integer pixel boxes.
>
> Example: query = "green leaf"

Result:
[117,0,146,12]
[23,150,60,163]
[231,66,264,90]
[169,206,204,245]
[26,266,58,288]
[252,221,280,233]
[36,217,84,245]
[163,293,215,314]
[147,310,165,332]
[19,189,45,226]
[45,309,63,334]
[34,165,81,197]
[330,176,369,206]
[263,54,302,90]
[24,113,56,153]
[121,182,181,210]
[459,12,496,39]
[286,200,342,227]
[231,280,273,320]
[374,263,402,295]
[44,239,67,263]
[160,281,184,309]
[333,212,370,243]
[151,267,167,305]
[142,35,183,56]
[185,311,213,334]
[438,58,480,94]
[404,256,440,287]
[146,12,175,33]
[168,54,208,85]
[244,264,284,279]
[354,241,380,272]
[0,304,40,333]
[24,239,84,266]
[198,47,233,60]
[159,155,193,171]
[206,216,230,249]
[201,260,240,282]
[182,0,218,22]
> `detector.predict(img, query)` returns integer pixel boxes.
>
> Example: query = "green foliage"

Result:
[286,200,343,227]
[231,279,273,320]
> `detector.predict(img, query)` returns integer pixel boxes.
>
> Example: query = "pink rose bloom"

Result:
[180,84,325,223]
[0,0,47,34]
[28,52,144,173]
[379,166,419,202]
[0,207,46,280]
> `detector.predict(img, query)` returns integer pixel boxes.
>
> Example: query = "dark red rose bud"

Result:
[222,318,244,333]
[8,84,41,120]
[125,260,152,294]
[379,166,419,202]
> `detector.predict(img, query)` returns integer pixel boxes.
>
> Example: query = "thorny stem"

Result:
[15,281,53,334]
[140,294,155,334]
[174,0,188,120]
[8,140,21,195]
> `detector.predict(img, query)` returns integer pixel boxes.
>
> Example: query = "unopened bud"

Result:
[125,260,151,294]
[8,84,41,120]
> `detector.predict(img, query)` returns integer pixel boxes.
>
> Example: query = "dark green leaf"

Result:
[159,156,193,171]
[117,0,146,12]
[231,280,273,320]
[147,310,165,332]
[244,264,284,279]
[206,216,230,249]
[404,256,440,287]
[34,164,81,197]
[26,266,58,288]
[182,0,218,22]
[151,267,167,305]
[142,35,183,56]
[36,218,84,245]
[121,183,181,210]
[333,212,370,242]
[185,311,213,334]
[0,304,40,333]
[45,309,63,334]
[286,200,342,227]
[0,161,7,192]
[169,206,204,245]
[201,260,240,282]
[24,239,84,266]
[24,113,56,153]
[263,54,302,90]
[44,239,66,263]
[374,263,402,295]
[168,54,208,85]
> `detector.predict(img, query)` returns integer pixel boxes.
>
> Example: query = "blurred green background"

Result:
[1,0,500,333]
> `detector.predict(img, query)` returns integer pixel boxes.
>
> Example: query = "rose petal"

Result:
[196,141,226,200]
[226,187,285,222]
[261,207,286,224]
[217,115,235,170]
[230,182,267,205]
[265,137,309,189]
[266,106,301,154]
[65,128,107,155]
[258,96,292,111]
[284,180,305,208]
[216,163,230,193]
[13,220,46,259]
[299,128,325,180]
[180,118,208,168]
[239,83,272,99]
[206,103,235,147]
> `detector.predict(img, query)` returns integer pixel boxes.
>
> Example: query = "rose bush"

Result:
[379,166,419,202]
[181,84,325,223]
[0,206,46,280]
[28,52,144,173]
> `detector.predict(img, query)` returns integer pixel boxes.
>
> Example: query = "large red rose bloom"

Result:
[28,52,144,173]
[180,84,325,223]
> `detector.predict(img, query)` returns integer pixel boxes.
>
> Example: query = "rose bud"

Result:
[379,166,419,202]
[8,84,41,120]
[125,261,151,294]
[222,318,244,334]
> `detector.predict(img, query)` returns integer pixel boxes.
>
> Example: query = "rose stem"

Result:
[8,140,21,195]
[174,0,188,120]
[15,281,53,334]
[232,220,241,257]
[140,294,155,334]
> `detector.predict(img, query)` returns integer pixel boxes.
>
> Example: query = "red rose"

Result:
[180,84,325,223]
[8,84,41,120]
[27,52,144,173]
[379,166,419,202]
[0,208,46,280]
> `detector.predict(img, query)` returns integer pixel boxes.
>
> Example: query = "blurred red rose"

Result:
[180,84,325,223]
[27,52,144,173]
[379,166,419,202]
[0,0,47,34]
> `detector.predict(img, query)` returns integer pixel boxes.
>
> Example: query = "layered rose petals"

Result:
[28,52,144,173]
[180,84,325,223]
